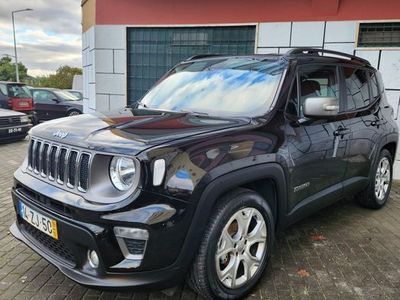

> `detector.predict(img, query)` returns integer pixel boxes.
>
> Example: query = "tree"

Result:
[0,56,28,82]
[35,66,82,89]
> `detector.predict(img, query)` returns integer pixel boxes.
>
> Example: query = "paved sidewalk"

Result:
[0,139,400,299]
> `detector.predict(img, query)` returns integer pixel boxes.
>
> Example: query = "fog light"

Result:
[88,250,99,268]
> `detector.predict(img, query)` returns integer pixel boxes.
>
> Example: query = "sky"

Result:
[0,0,81,77]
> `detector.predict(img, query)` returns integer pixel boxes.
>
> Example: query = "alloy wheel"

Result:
[215,207,267,289]
[375,157,390,201]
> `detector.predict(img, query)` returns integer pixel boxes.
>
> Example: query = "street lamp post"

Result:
[12,8,33,82]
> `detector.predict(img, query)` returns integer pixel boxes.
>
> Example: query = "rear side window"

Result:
[375,71,385,93]
[370,71,380,100]
[343,67,370,110]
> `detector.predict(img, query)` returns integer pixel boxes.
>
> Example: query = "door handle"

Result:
[371,119,385,126]
[333,126,350,137]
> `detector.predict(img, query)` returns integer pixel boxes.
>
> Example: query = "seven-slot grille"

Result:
[27,138,91,192]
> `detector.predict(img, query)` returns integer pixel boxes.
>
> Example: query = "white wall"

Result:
[82,25,127,113]
[257,20,400,178]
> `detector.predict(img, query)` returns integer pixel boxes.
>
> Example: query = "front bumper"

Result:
[10,172,194,290]
[10,222,181,289]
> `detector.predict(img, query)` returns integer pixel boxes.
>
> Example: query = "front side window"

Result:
[297,65,339,117]
[343,68,370,110]
[139,58,286,117]
[33,90,54,103]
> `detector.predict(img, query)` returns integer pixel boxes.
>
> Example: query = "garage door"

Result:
[127,26,256,104]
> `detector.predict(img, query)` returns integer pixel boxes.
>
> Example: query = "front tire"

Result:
[356,149,393,209]
[187,188,274,299]
[67,110,81,117]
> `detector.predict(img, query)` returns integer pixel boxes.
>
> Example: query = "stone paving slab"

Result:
[0,139,399,299]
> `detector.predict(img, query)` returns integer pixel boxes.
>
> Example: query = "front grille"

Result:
[21,220,76,266]
[0,116,21,127]
[28,138,91,192]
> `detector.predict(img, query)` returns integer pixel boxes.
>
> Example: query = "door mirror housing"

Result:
[303,97,339,118]
[52,98,60,103]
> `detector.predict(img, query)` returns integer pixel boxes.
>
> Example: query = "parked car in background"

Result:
[64,89,83,100]
[0,82,36,123]
[0,109,32,143]
[31,88,83,121]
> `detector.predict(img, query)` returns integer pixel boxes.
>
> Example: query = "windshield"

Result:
[53,90,80,101]
[7,84,31,98]
[139,58,286,117]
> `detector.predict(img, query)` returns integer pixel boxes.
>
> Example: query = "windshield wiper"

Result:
[179,109,209,116]
[126,101,148,109]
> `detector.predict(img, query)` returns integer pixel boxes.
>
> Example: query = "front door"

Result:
[285,64,350,215]
[33,90,62,121]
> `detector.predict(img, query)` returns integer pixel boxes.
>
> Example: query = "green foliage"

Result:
[0,56,28,82]
[35,66,82,89]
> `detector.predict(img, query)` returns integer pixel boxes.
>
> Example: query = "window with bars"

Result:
[127,26,256,104]
[357,22,400,48]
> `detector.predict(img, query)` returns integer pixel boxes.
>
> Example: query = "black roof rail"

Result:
[285,48,370,66]
[185,54,223,61]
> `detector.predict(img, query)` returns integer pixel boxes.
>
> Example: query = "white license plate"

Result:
[19,102,29,107]
[8,127,22,134]
[18,201,58,240]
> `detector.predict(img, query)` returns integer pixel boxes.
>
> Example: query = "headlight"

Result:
[109,156,137,191]
[20,115,29,123]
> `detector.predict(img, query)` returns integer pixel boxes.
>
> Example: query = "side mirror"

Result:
[52,98,60,103]
[303,97,339,118]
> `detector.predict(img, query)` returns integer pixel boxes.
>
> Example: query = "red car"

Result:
[0,82,36,123]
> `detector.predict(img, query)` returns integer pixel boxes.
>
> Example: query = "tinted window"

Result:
[370,71,379,100]
[298,65,339,117]
[343,68,370,110]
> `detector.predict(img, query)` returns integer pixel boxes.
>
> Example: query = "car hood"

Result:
[0,108,25,117]
[30,108,251,155]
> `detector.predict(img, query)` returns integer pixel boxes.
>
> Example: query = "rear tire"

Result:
[356,149,393,209]
[187,188,274,299]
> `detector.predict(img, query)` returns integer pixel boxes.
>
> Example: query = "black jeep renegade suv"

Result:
[10,49,398,299]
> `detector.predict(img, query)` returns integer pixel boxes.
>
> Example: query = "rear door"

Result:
[340,67,383,193]
[286,64,350,214]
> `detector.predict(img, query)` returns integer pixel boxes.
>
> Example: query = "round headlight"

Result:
[109,156,137,191]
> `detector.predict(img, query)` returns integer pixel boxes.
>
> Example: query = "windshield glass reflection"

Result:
[140,58,286,117]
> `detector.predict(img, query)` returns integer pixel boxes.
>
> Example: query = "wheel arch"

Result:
[175,163,288,274]
[66,107,82,115]
[381,141,397,161]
